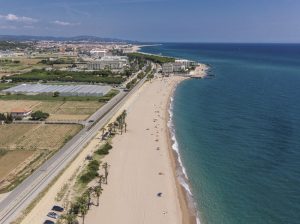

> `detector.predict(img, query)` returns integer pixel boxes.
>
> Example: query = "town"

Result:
[0,38,205,224]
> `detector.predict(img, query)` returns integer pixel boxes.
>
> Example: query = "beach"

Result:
[85,75,196,223]
[20,75,196,224]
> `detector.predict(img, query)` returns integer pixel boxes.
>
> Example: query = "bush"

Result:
[31,110,49,121]
[95,143,112,155]
[79,160,100,184]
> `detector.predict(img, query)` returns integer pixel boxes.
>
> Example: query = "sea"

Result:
[141,43,300,224]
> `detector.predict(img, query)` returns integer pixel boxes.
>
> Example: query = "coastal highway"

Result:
[0,77,147,224]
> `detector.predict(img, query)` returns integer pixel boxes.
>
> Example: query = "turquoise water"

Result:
[142,44,300,224]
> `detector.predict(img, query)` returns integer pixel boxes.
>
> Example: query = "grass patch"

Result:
[0,83,17,91]
[55,183,69,202]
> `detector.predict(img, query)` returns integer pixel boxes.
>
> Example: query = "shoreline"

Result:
[165,77,198,224]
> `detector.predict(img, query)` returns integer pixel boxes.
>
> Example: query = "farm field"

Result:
[0,123,82,192]
[0,150,35,180]
[0,100,103,121]
[0,123,82,150]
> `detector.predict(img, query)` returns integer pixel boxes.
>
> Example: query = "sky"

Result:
[0,0,299,42]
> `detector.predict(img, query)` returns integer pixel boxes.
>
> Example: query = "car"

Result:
[43,220,55,224]
[51,205,64,212]
[47,212,59,219]
[88,120,94,123]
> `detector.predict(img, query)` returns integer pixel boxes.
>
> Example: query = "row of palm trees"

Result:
[101,110,128,138]
[61,162,110,224]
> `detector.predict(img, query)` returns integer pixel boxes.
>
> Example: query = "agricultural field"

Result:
[0,57,47,76]
[0,123,82,192]
[0,100,104,121]
[0,124,82,150]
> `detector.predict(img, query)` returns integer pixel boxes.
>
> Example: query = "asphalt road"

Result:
[0,77,147,224]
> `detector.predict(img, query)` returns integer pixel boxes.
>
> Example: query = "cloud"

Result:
[0,13,37,23]
[53,20,80,26]
[0,25,16,29]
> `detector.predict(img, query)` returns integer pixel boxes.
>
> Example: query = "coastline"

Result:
[165,78,198,224]
[84,75,187,224]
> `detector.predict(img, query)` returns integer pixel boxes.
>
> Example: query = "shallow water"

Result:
[142,43,300,224]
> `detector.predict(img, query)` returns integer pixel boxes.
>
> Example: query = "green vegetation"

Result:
[126,78,137,90]
[0,149,8,157]
[128,52,175,64]
[0,89,119,102]
[0,59,21,64]
[39,58,75,65]
[98,89,119,102]
[95,143,113,155]
[0,83,17,91]
[30,110,50,121]
[0,41,31,50]
[4,69,126,84]
[0,113,13,123]
[79,160,100,184]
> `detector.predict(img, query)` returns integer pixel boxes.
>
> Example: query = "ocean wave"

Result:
[168,96,202,223]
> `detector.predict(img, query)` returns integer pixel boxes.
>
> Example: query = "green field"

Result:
[4,69,126,84]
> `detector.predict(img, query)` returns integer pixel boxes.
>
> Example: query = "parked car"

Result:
[43,220,55,224]
[47,212,59,219]
[51,205,64,212]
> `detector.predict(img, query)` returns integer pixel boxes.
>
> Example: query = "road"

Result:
[0,76,147,224]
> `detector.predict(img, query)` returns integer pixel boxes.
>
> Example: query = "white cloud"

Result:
[53,20,80,26]
[0,13,37,23]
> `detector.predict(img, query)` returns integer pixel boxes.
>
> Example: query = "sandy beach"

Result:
[20,75,196,224]
[85,75,196,224]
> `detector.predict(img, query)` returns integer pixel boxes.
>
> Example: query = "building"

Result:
[87,56,128,70]
[162,63,174,74]
[90,49,107,58]
[175,59,196,67]
[11,108,32,119]
[172,62,185,73]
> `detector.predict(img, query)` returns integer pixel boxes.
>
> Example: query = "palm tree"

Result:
[98,174,104,188]
[102,162,109,184]
[93,185,103,206]
[124,122,127,133]
[107,123,113,134]
[77,196,88,224]
[83,188,93,210]
[101,127,106,138]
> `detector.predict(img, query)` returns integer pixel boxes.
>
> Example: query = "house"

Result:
[11,108,32,119]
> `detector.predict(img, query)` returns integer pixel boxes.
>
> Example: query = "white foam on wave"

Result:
[168,96,202,223]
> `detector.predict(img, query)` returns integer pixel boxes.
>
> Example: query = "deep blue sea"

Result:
[141,44,300,224]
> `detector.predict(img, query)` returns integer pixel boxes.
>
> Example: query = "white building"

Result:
[87,56,128,70]
[11,108,32,119]
[175,59,196,67]
[90,49,107,58]
[162,63,174,73]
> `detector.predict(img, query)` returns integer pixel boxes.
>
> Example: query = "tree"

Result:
[53,91,60,97]
[102,162,109,184]
[98,175,104,187]
[83,188,93,210]
[93,185,103,206]
[77,196,88,224]
[31,110,49,121]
